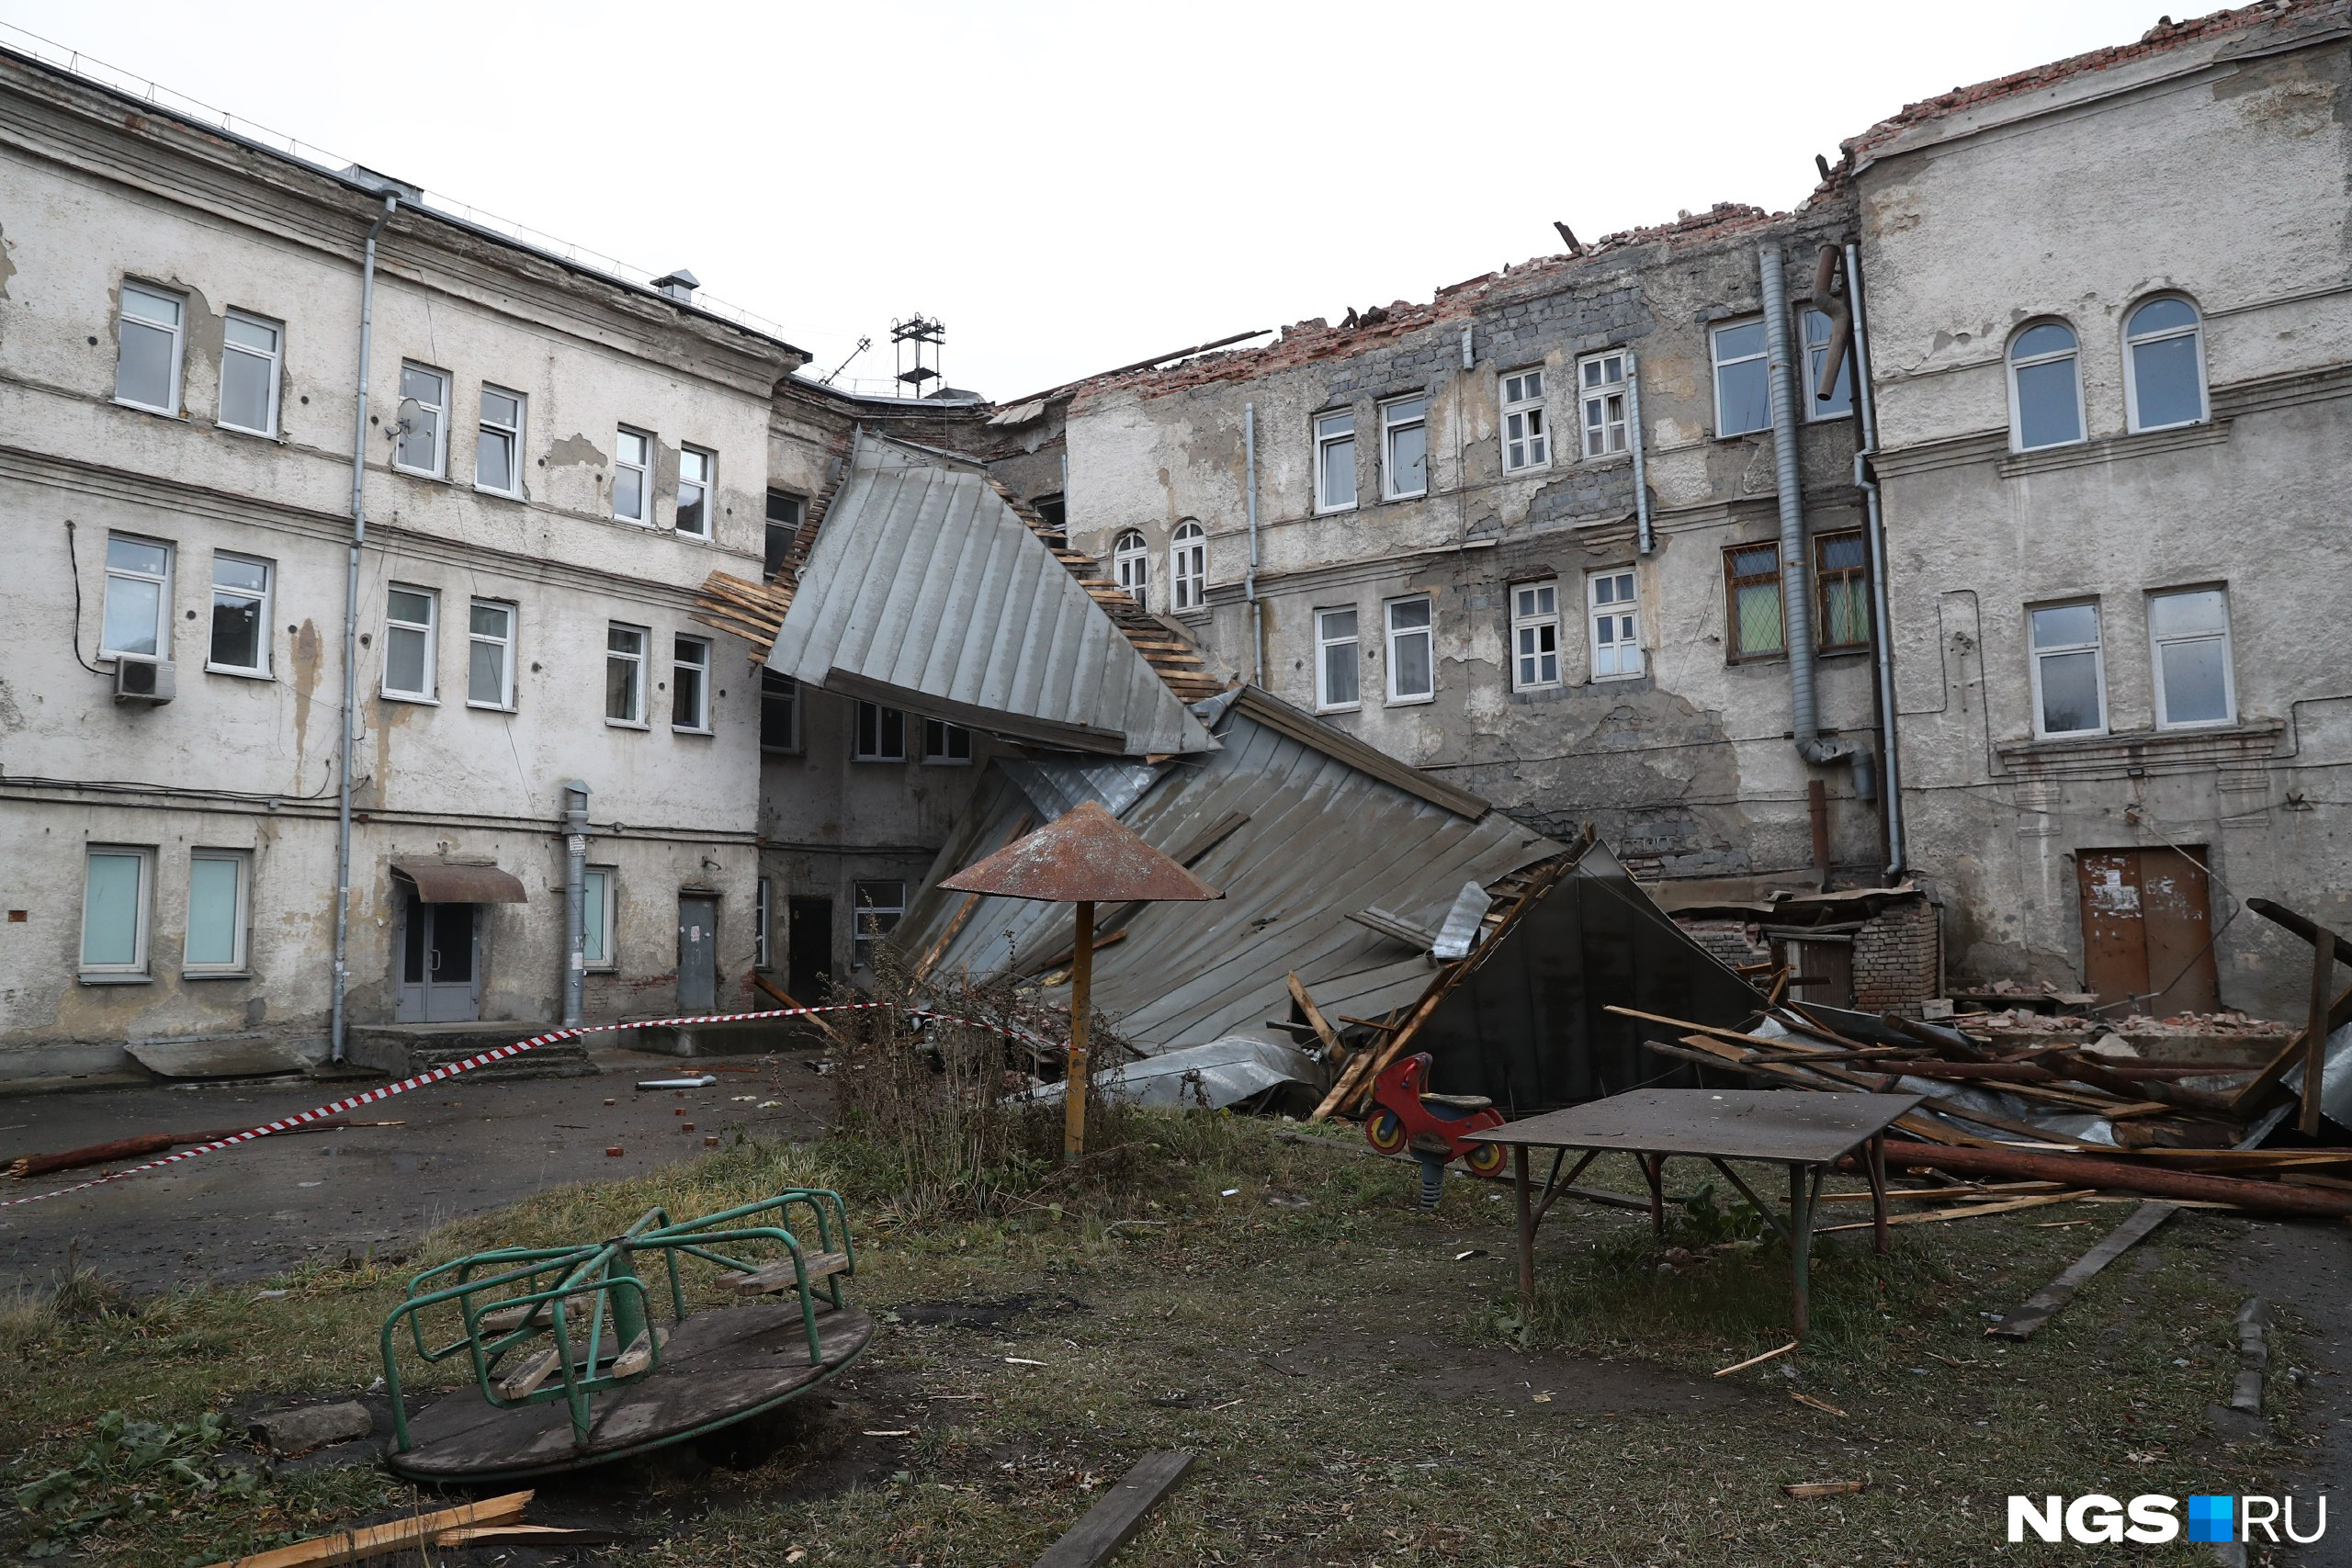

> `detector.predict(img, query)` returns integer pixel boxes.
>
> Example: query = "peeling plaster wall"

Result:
[1857,24,2352,1016]
[1057,207,1883,886]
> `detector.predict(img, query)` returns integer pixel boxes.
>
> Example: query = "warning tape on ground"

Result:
[0,1003,1061,1210]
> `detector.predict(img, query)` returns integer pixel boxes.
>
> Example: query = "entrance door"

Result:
[2076,847,2220,1013]
[677,894,718,1014]
[787,897,833,1002]
[395,897,480,1022]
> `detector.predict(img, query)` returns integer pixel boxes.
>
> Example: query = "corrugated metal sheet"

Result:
[767,434,1215,757]
[894,696,1561,1051]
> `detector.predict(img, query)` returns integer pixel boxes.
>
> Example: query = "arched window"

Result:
[1170,521,1206,612]
[2007,321,2084,451]
[1113,529,1149,612]
[2125,297,2207,433]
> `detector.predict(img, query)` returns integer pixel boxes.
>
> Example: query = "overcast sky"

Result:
[2,1,2165,399]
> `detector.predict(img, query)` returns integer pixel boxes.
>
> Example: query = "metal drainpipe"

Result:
[561,780,592,1026]
[330,194,397,1064]
[1243,401,1261,686]
[1627,351,1654,555]
[1846,241,1905,877]
[1758,244,1856,774]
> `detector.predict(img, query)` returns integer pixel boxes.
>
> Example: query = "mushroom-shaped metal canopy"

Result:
[937,800,1222,904]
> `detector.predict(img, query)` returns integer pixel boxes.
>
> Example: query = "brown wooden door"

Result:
[2075,847,2219,1014]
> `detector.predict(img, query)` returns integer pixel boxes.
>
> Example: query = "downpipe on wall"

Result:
[1844,241,1906,879]
[1244,401,1262,686]
[330,194,398,1064]
[1628,351,1654,556]
[1758,246,1865,823]
[561,781,592,1027]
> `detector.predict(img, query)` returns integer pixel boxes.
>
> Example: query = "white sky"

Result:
[2,0,2165,400]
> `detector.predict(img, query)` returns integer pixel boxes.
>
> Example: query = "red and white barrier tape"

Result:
[1,1003,1060,1210]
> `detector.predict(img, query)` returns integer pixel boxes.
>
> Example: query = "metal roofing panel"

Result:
[768,434,1214,757]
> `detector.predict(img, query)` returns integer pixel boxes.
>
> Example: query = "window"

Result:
[922,717,973,764]
[1501,369,1549,471]
[1711,320,1770,436]
[2126,298,2207,433]
[754,877,772,970]
[582,865,616,968]
[208,553,271,676]
[1382,395,1428,500]
[854,700,906,761]
[1315,606,1360,711]
[2008,321,2084,451]
[614,428,652,524]
[1578,354,1630,457]
[395,363,449,476]
[81,846,153,976]
[1813,531,1871,651]
[1315,410,1356,513]
[467,600,514,708]
[1800,309,1853,421]
[676,446,714,536]
[1114,530,1150,611]
[1588,569,1643,680]
[384,585,437,700]
[1170,521,1206,612]
[760,671,800,751]
[2149,588,2234,729]
[101,536,172,660]
[218,310,282,435]
[1510,581,1560,690]
[764,490,803,578]
[2029,602,2106,738]
[476,385,525,493]
[853,880,905,969]
[115,282,184,413]
[185,849,250,974]
[1724,543,1785,660]
[672,635,710,731]
[605,623,647,724]
[1385,595,1433,702]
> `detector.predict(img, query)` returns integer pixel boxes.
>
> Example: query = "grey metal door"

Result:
[395,898,480,1023]
[677,894,718,1014]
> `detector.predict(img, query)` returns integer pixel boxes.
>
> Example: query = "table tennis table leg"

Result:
[1789,1161,1818,1339]
[1513,1144,1534,1314]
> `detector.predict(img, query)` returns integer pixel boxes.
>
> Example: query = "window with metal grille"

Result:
[1724,544,1785,660]
[1813,530,1871,651]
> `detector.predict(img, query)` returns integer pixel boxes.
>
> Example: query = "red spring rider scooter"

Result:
[1363,1052,1508,1204]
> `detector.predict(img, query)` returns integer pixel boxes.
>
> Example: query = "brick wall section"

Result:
[1852,897,1940,1015]
[1679,918,1769,972]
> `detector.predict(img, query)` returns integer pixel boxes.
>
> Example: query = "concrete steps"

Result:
[345,1024,599,1083]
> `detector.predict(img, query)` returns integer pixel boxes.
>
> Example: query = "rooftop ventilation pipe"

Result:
[1758,244,1865,790]
[653,269,699,304]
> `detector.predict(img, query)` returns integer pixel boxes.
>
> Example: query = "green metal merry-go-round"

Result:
[378,1188,872,1482]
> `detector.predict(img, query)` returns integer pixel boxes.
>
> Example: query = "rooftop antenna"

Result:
[819,334,872,387]
[891,314,944,397]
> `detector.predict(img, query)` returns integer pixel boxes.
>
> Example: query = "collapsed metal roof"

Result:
[894,688,1563,1050]
[765,433,1216,757]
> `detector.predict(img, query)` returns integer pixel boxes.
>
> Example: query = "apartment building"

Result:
[1849,0,2352,1016]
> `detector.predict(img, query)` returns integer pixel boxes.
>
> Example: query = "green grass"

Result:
[0,1115,2307,1566]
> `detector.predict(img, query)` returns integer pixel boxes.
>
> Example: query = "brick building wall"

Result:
[1852,897,1940,1015]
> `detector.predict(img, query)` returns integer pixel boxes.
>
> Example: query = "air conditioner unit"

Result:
[113,656,175,704]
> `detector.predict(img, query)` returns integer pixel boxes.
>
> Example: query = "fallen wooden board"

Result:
[1032,1450,1195,1568]
[1984,1201,2177,1340]
[434,1524,623,1548]
[1815,1190,2092,1234]
[205,1490,533,1567]
[1784,1479,1869,1499]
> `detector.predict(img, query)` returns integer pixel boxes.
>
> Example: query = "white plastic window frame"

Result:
[115,281,186,414]
[1577,352,1630,457]
[476,384,526,495]
[853,700,906,761]
[80,844,154,978]
[1384,593,1435,704]
[672,634,712,733]
[1314,605,1361,713]
[675,446,715,538]
[1170,521,1206,612]
[1113,529,1150,611]
[2123,296,2210,434]
[582,864,617,969]
[466,599,516,709]
[1510,580,1561,691]
[754,876,772,970]
[1381,395,1429,501]
[100,534,175,660]
[2148,586,2236,731]
[2027,600,2108,739]
[207,551,273,678]
[921,717,973,765]
[852,879,906,969]
[1314,409,1357,514]
[605,622,648,728]
[1588,568,1644,681]
[382,583,439,702]
[394,363,451,477]
[1710,320,1770,438]
[759,671,801,753]
[183,847,252,976]
[217,309,283,436]
[1500,369,1549,473]
[614,427,653,524]
[2007,321,2086,453]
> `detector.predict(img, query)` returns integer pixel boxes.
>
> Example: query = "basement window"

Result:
[1315,606,1360,712]
[1314,410,1356,513]
[1711,320,1770,437]
[852,880,905,969]
[1723,543,1785,661]
[582,865,616,968]
[1382,395,1428,500]
[1814,530,1871,651]
[1501,369,1549,471]
[1114,530,1150,612]
[2029,601,2106,739]
[1578,353,1629,457]
[854,701,906,761]
[755,877,772,970]
[1511,581,1560,690]
[2149,587,2233,729]
[1589,569,1643,680]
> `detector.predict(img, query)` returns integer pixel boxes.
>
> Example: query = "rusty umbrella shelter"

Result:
[939,799,1222,1158]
